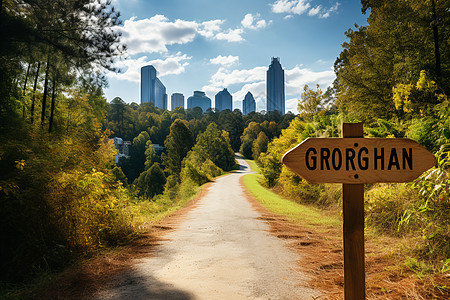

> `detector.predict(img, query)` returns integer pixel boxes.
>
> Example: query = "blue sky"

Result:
[105,0,368,113]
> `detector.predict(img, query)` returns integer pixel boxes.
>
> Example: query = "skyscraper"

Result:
[243,91,256,115]
[141,65,167,110]
[187,91,211,112]
[215,88,232,111]
[266,57,285,114]
[171,93,184,110]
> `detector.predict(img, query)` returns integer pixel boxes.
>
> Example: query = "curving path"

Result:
[97,156,320,300]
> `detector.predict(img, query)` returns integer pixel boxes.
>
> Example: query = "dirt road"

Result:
[97,157,320,299]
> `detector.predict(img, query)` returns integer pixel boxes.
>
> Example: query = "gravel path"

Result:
[96,156,320,300]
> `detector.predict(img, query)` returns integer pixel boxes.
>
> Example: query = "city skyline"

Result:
[142,58,287,113]
[105,1,368,113]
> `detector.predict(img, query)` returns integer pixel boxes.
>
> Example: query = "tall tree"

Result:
[335,0,449,121]
[193,123,235,171]
[298,84,326,121]
[162,119,194,181]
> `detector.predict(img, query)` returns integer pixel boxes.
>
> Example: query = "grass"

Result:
[243,173,340,227]
[242,158,449,298]
[245,158,260,173]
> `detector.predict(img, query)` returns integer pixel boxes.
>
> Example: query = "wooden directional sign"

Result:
[282,138,436,184]
[283,124,437,300]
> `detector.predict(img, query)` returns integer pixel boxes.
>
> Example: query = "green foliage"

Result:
[365,118,405,138]
[297,84,327,121]
[48,168,135,251]
[193,123,236,171]
[259,117,328,188]
[144,141,157,171]
[240,139,254,159]
[134,163,166,199]
[406,118,440,152]
[366,184,422,235]
[334,1,449,121]
[162,119,194,181]
[393,70,439,115]
[179,123,236,186]
[217,109,245,151]
[413,144,450,260]
[239,120,281,160]
[182,152,222,186]
[240,122,262,159]
[112,166,128,187]
[0,125,136,283]
[252,131,269,163]
[259,118,305,187]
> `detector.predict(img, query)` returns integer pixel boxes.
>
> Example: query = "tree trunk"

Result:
[23,63,31,94]
[0,0,3,30]
[431,0,441,80]
[41,56,50,127]
[48,77,56,133]
[30,62,41,123]
[22,62,31,118]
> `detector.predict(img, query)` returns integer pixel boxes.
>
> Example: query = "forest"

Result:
[0,0,449,297]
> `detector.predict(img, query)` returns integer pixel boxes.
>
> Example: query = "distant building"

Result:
[215,88,232,111]
[111,137,131,164]
[152,144,164,153]
[187,91,211,112]
[171,93,184,110]
[141,65,167,110]
[266,57,285,115]
[243,91,256,115]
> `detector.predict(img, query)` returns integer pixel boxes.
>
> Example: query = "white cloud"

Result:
[210,55,239,67]
[232,81,267,111]
[271,0,298,13]
[198,20,224,38]
[271,0,310,14]
[108,52,191,82]
[117,15,198,55]
[215,28,245,42]
[285,98,299,113]
[308,5,322,16]
[319,2,340,18]
[117,15,249,56]
[292,0,311,14]
[208,66,266,88]
[270,0,340,18]
[285,65,335,95]
[241,13,271,30]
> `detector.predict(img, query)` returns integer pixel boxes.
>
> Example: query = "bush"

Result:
[278,166,325,204]
[182,151,222,186]
[0,131,136,283]
[365,183,421,235]
[134,163,166,199]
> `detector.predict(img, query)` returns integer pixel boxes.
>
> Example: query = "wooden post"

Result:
[342,122,365,299]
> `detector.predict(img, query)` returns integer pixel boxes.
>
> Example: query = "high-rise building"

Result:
[215,88,232,111]
[171,93,184,110]
[187,91,211,112]
[266,57,285,114]
[243,91,256,115]
[141,65,167,109]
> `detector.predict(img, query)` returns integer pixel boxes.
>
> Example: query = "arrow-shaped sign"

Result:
[282,138,436,184]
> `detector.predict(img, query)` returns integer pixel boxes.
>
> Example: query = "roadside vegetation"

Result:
[239,1,449,297]
[1,0,449,298]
